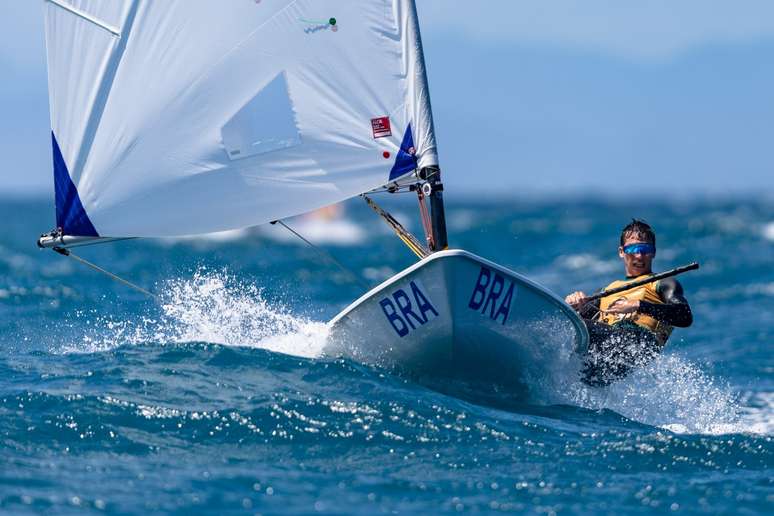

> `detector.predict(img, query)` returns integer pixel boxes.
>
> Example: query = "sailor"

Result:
[564,219,693,386]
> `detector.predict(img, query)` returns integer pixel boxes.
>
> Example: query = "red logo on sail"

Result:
[371,117,392,138]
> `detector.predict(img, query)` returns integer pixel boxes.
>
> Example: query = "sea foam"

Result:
[59,271,758,437]
[60,269,328,359]
[515,322,748,436]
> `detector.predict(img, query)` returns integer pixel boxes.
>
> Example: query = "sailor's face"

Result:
[618,236,655,276]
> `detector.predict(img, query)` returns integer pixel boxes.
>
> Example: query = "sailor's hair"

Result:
[620,219,656,247]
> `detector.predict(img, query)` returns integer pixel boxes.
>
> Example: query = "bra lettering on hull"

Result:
[468,266,514,325]
[379,280,438,337]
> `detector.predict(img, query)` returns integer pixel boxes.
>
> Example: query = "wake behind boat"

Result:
[36,0,589,389]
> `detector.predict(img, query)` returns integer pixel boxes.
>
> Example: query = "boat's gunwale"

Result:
[328,249,588,346]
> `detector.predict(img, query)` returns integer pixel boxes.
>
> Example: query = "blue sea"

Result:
[1,195,771,514]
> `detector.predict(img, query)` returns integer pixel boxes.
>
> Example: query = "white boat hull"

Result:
[324,250,589,389]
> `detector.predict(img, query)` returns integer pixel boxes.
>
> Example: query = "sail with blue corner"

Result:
[42,0,438,237]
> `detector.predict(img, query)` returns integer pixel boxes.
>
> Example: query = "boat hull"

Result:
[324,250,589,389]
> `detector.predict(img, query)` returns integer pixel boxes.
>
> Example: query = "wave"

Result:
[763,221,774,241]
[453,315,749,435]
[694,281,774,301]
[58,269,328,359]
[52,270,762,437]
[589,357,741,435]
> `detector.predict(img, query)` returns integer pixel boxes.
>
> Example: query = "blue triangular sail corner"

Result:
[51,132,99,237]
[389,124,418,181]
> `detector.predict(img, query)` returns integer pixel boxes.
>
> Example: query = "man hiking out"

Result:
[565,219,693,386]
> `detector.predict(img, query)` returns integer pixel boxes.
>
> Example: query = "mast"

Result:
[407,0,447,252]
[420,167,448,251]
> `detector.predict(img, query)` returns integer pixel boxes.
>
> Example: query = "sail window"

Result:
[221,72,301,160]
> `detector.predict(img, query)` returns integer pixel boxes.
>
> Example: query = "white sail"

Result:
[43,0,438,237]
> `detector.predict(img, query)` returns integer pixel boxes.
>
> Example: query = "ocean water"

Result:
[0,195,771,514]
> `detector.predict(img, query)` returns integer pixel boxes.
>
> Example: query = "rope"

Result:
[53,247,157,300]
[416,190,435,250]
[271,220,370,290]
[362,195,430,259]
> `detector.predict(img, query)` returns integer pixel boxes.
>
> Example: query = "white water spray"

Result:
[62,269,328,358]
[530,331,745,435]
[57,271,766,436]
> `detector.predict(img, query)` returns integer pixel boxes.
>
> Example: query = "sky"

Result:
[1,0,773,197]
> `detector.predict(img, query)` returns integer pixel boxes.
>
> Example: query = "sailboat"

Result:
[37,0,588,388]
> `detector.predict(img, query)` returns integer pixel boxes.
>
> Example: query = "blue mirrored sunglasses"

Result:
[623,243,655,255]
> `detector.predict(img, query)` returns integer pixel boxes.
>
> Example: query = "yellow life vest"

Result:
[597,275,673,345]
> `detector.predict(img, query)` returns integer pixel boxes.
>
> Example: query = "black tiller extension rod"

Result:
[585,262,700,302]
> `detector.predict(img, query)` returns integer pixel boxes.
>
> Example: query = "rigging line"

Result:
[61,237,138,249]
[364,178,423,195]
[365,188,416,195]
[368,197,428,259]
[398,233,427,259]
[366,184,417,194]
[416,190,435,250]
[362,195,430,260]
[52,247,157,300]
[271,220,370,291]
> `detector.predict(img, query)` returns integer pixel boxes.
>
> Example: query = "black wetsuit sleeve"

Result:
[639,277,693,327]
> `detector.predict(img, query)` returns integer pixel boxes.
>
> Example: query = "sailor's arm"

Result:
[565,291,601,320]
[639,277,693,327]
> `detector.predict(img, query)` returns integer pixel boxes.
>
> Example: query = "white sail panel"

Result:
[43,0,438,237]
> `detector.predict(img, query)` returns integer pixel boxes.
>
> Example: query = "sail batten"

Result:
[45,0,121,36]
[43,0,439,238]
[66,0,140,196]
